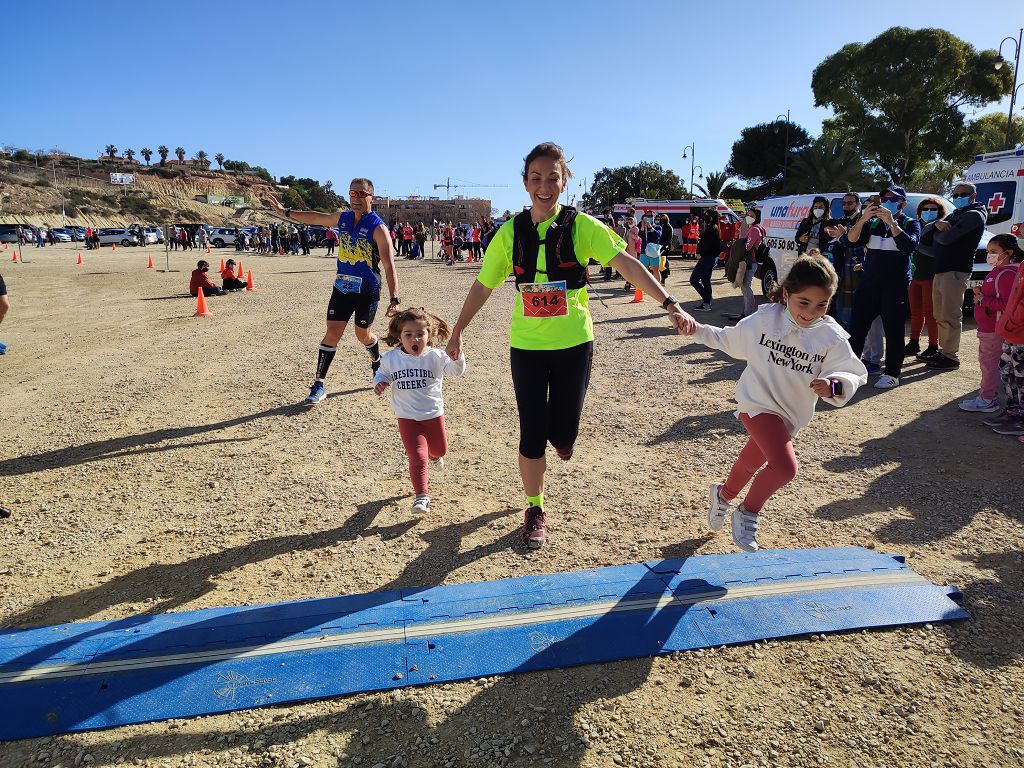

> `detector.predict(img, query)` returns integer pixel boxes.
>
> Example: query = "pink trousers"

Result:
[398,416,448,495]
[978,331,1002,402]
[721,412,798,514]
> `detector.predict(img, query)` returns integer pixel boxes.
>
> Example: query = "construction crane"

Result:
[432,177,507,199]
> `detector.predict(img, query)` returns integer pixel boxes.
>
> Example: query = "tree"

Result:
[124,148,135,163]
[175,147,186,163]
[215,152,225,170]
[781,139,881,193]
[953,112,1024,163]
[811,27,1013,184]
[727,120,812,196]
[157,146,169,166]
[104,144,118,158]
[579,162,686,210]
[195,150,209,167]
[140,147,152,165]
[694,171,737,199]
[905,158,962,196]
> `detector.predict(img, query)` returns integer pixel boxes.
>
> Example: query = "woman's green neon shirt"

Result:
[476,206,626,351]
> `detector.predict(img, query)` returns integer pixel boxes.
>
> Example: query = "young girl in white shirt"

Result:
[681,255,868,551]
[374,307,467,514]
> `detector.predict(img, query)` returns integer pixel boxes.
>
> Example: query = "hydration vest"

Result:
[511,206,588,290]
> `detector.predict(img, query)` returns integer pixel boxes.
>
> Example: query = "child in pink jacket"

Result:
[960,234,1021,412]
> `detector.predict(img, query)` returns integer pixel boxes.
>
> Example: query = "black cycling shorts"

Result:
[327,288,379,328]
[510,341,594,460]
[0,272,6,297]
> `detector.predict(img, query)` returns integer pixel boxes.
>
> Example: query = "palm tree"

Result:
[195,150,209,168]
[694,171,737,199]
[157,146,169,166]
[104,144,118,159]
[175,147,186,163]
[782,140,875,194]
[215,152,225,170]
[140,147,152,165]
[124,148,135,164]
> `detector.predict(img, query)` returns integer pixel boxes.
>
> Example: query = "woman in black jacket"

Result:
[795,196,830,255]
[689,210,721,311]
[658,213,673,284]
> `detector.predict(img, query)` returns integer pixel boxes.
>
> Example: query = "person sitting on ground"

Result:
[222,258,247,292]
[189,260,224,297]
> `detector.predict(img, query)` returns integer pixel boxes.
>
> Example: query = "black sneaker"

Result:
[916,345,939,361]
[0,507,10,519]
[903,339,920,357]
[926,354,960,370]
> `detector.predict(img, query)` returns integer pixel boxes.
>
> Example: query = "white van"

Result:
[753,192,994,297]
[961,148,1024,240]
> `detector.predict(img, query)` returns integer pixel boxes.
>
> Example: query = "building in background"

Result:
[372,195,491,226]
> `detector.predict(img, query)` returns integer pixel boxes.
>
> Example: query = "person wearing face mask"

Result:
[795,197,831,256]
[188,260,224,297]
[823,193,863,329]
[836,186,921,389]
[959,234,1022,414]
[917,182,989,370]
[904,198,946,359]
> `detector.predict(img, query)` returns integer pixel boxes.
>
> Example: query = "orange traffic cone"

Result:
[219,258,225,272]
[76,252,83,265]
[206,245,211,254]
[147,254,154,269]
[236,260,243,277]
[245,269,256,291]
[193,287,213,317]
[11,251,18,263]
[630,287,644,303]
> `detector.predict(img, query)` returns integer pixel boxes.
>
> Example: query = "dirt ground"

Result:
[0,241,1021,768]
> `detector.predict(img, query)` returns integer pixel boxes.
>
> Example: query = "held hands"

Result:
[374,380,390,397]
[810,378,833,398]
[385,300,399,318]
[445,331,463,361]
[670,310,697,335]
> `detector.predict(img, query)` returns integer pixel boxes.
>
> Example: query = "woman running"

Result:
[446,142,695,549]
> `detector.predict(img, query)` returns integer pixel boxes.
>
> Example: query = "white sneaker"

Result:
[958,395,999,413]
[411,494,430,514]
[873,374,899,389]
[706,483,732,532]
[430,456,445,472]
[731,505,760,552]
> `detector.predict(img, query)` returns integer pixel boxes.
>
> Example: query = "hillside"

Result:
[0,158,290,227]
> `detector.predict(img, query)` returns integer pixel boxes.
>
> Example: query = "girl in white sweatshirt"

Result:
[682,255,867,552]
[374,307,467,514]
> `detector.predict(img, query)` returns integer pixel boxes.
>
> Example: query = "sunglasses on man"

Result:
[349,189,373,199]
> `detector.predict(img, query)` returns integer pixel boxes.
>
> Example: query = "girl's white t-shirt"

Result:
[373,347,467,421]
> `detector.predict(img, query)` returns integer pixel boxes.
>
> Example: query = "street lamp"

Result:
[692,166,704,196]
[682,143,697,197]
[998,29,1023,150]
[774,109,791,185]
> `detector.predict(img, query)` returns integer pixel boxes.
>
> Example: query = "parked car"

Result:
[69,226,87,241]
[144,226,164,244]
[97,228,140,247]
[207,227,239,248]
[0,225,20,243]
[50,228,73,242]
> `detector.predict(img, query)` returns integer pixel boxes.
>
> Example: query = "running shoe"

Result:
[958,396,999,413]
[521,506,546,549]
[0,342,6,355]
[915,345,940,362]
[983,409,1020,428]
[903,339,920,357]
[693,303,713,312]
[926,354,960,370]
[430,456,445,472]
[731,505,760,552]
[0,507,10,519]
[411,494,430,514]
[992,417,1024,436]
[707,483,733,532]
[873,375,899,389]
[305,380,326,405]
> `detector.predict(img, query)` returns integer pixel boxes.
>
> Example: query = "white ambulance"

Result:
[753,192,994,297]
[961,148,1024,240]
[611,198,743,255]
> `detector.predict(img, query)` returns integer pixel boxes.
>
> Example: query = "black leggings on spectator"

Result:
[510,342,593,460]
[690,254,716,304]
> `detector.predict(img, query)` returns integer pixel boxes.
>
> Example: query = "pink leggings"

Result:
[398,416,448,495]
[721,412,798,513]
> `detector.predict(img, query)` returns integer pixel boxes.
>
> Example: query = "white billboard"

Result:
[110,173,136,185]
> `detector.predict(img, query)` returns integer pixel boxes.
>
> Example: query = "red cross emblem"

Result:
[987,191,1007,214]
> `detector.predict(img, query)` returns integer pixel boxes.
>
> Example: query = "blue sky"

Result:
[5,1,1022,214]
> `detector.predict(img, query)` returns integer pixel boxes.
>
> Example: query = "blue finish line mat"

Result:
[0,546,968,741]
